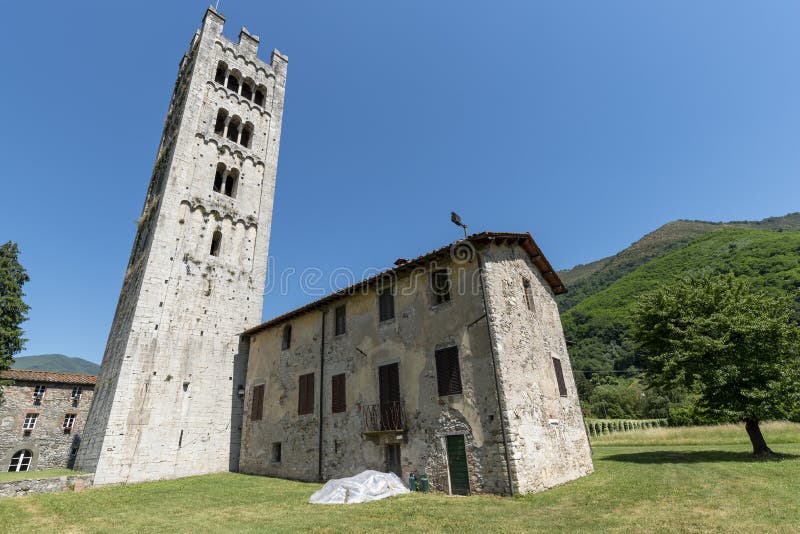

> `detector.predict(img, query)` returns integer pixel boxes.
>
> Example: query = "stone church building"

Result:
[74,8,593,494]
[239,234,593,495]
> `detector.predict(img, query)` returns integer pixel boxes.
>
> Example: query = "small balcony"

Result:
[362,401,407,436]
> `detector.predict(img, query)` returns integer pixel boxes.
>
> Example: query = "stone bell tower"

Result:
[76,8,287,485]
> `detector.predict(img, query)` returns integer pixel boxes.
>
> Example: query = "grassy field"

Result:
[0,469,79,483]
[0,423,798,533]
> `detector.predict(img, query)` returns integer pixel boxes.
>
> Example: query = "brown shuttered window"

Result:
[331,373,346,413]
[378,288,395,322]
[251,384,265,421]
[298,373,315,415]
[552,357,568,397]
[335,305,346,336]
[435,346,462,396]
[282,324,292,350]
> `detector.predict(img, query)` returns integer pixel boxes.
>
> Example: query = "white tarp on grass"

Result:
[309,470,410,504]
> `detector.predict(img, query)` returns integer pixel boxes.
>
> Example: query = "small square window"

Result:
[32,385,46,402]
[432,270,451,305]
[271,442,282,463]
[334,305,346,336]
[63,413,76,432]
[71,386,83,401]
[22,413,38,431]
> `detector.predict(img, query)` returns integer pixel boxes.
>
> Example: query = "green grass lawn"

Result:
[0,469,80,483]
[1,423,798,533]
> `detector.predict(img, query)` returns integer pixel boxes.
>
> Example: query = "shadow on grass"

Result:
[604,450,800,464]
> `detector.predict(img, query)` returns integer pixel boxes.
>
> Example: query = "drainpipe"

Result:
[476,249,515,497]
[318,310,326,481]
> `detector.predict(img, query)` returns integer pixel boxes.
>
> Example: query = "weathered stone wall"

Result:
[241,253,513,495]
[0,474,94,498]
[0,380,94,472]
[76,8,287,485]
[481,243,593,494]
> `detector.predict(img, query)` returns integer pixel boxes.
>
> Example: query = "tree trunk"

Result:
[745,419,774,456]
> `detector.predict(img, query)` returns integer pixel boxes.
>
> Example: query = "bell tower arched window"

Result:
[213,163,225,193]
[254,87,266,107]
[214,109,228,135]
[226,117,241,143]
[214,62,227,84]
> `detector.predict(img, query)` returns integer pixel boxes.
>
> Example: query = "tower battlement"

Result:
[75,8,287,485]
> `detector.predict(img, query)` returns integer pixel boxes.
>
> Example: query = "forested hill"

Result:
[11,354,100,375]
[557,212,800,312]
[560,226,800,420]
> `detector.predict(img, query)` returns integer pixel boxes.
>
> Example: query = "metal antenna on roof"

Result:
[215,0,221,11]
[451,212,468,239]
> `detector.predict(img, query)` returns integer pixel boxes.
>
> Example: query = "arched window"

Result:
[254,87,266,107]
[227,73,240,93]
[241,80,253,101]
[214,109,228,135]
[8,450,32,472]
[240,123,254,148]
[226,117,241,143]
[210,231,222,257]
[214,62,227,84]
[224,171,238,198]
[213,163,225,193]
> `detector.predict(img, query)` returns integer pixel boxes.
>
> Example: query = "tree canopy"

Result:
[0,241,30,373]
[632,273,800,455]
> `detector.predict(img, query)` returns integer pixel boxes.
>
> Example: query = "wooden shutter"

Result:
[435,347,463,396]
[552,357,568,397]
[251,384,264,421]
[446,435,470,495]
[335,305,346,336]
[298,373,315,415]
[331,373,346,413]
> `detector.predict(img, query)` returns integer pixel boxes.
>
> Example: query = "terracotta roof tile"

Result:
[1,369,97,385]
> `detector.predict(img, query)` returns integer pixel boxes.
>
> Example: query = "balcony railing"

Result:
[362,401,407,435]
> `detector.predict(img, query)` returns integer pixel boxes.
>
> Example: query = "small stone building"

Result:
[239,233,593,495]
[0,370,96,472]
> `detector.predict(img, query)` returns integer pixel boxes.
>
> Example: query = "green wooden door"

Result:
[446,435,470,495]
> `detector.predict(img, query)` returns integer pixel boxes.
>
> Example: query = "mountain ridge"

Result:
[557,212,800,311]
[11,354,100,375]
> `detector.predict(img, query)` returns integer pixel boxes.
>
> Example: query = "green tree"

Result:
[0,242,30,384]
[632,273,800,456]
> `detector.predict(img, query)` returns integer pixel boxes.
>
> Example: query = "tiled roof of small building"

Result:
[244,231,566,336]
[1,369,97,385]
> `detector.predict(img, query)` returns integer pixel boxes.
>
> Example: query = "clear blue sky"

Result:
[3,1,799,364]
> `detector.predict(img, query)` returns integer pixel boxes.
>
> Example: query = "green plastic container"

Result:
[419,473,429,492]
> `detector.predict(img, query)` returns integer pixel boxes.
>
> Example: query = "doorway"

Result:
[378,363,400,430]
[446,435,470,495]
[385,444,401,477]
